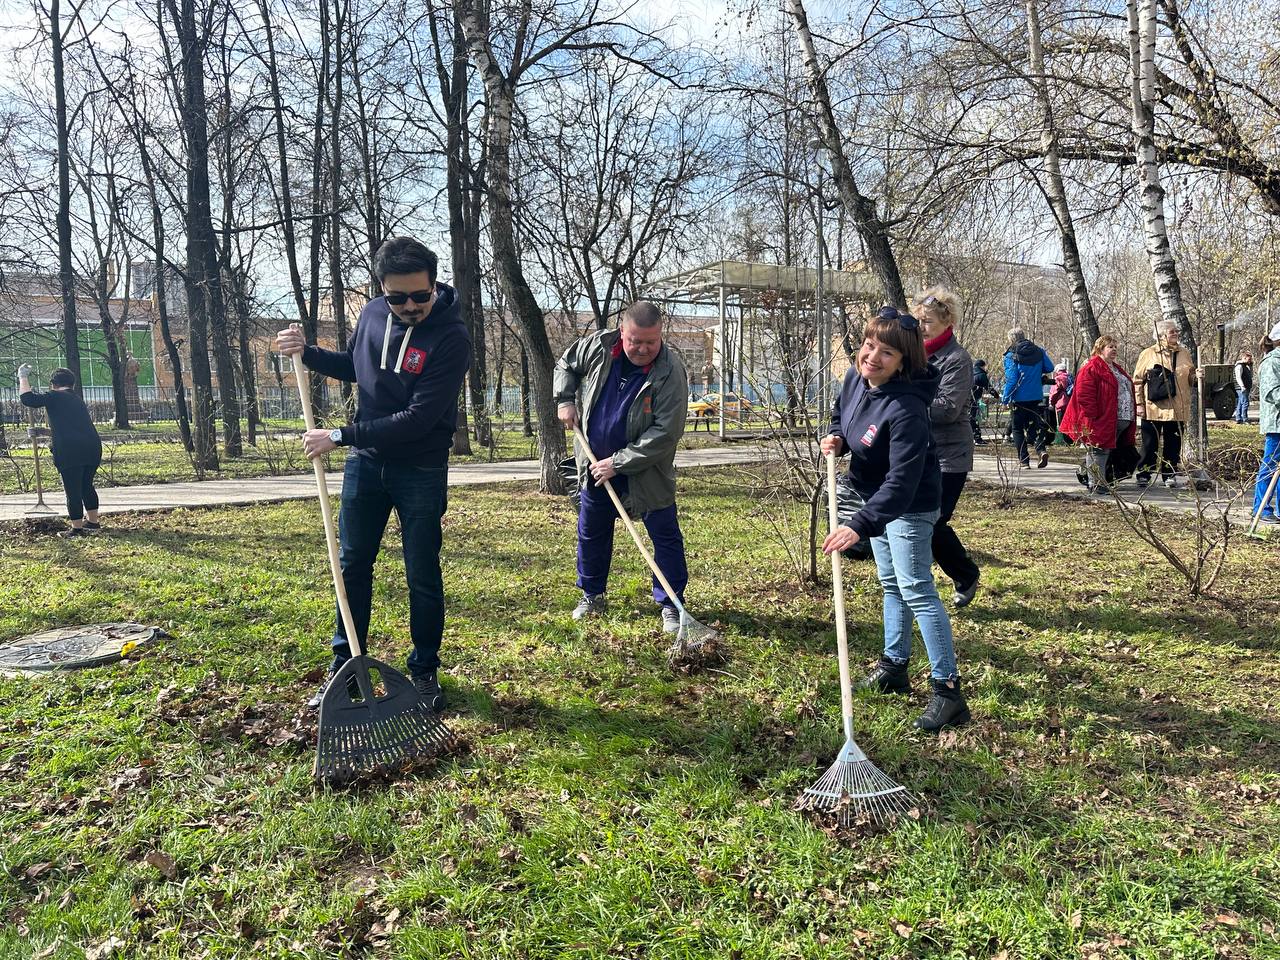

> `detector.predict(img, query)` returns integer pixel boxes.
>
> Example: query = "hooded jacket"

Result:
[829,364,943,541]
[554,328,688,515]
[1002,338,1054,404]
[301,282,472,466]
[1259,349,1280,436]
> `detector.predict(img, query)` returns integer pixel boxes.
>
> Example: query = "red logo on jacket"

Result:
[859,424,879,447]
[402,347,427,373]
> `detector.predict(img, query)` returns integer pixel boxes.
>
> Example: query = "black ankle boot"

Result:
[859,656,911,695]
[916,678,970,731]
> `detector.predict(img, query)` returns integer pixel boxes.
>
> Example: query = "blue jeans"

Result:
[577,476,688,605]
[1236,390,1250,422]
[332,455,448,677]
[870,510,959,681]
[1254,433,1280,519]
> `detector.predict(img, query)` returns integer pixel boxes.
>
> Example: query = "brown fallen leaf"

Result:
[23,862,55,882]
[84,936,127,960]
[891,920,913,938]
[143,851,178,880]
[1214,913,1240,927]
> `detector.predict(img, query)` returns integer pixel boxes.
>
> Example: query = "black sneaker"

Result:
[60,527,89,538]
[84,521,101,530]
[858,656,911,695]
[915,679,971,731]
[412,671,445,712]
[1135,473,1151,489]
[1037,450,1050,468]
[307,661,358,711]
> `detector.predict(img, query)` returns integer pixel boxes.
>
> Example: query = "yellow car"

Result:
[688,392,753,420]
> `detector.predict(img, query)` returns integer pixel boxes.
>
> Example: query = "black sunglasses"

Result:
[385,288,435,306]
[877,306,919,331]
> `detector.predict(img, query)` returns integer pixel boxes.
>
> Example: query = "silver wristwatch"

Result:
[329,428,344,446]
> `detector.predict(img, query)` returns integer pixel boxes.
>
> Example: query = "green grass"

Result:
[1,471,1278,958]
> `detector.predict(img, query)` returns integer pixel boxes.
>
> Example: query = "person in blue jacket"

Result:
[277,236,472,713]
[820,306,970,731]
[1001,327,1055,468]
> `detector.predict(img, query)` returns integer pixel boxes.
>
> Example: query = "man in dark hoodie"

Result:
[1001,326,1055,468]
[277,236,472,712]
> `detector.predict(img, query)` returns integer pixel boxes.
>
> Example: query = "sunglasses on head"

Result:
[385,288,435,306]
[877,306,919,331]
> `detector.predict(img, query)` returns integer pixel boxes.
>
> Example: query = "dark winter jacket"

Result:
[829,365,943,541]
[301,282,472,466]
[19,388,102,468]
[1002,339,1054,404]
[925,333,974,474]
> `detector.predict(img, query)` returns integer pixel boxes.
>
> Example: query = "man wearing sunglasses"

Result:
[276,236,472,713]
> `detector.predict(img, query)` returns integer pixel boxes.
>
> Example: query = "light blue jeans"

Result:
[1254,433,1280,518]
[869,510,959,681]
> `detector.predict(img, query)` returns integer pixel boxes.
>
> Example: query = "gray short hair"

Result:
[1007,327,1026,345]
[1156,319,1178,338]
[623,300,663,328]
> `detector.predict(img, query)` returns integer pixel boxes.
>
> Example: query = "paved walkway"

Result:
[0,441,1266,531]
[0,444,769,522]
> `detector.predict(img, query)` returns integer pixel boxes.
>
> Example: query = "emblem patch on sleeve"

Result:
[402,347,427,373]
[859,424,879,447]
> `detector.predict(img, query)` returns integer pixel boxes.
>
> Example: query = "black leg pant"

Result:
[56,461,100,521]
[1010,401,1047,465]
[932,471,979,589]
[1138,420,1183,480]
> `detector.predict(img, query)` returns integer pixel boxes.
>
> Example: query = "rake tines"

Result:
[666,611,726,669]
[795,736,919,827]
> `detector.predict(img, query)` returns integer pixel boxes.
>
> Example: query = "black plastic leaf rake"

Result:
[291,346,454,783]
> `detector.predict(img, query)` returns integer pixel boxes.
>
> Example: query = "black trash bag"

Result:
[834,472,873,560]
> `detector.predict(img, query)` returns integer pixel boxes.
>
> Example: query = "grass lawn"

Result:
[1,470,1278,958]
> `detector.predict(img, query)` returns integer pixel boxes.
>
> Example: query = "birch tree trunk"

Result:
[1025,0,1100,345]
[328,0,351,409]
[1127,0,1193,344]
[787,0,905,308]
[1127,0,1201,450]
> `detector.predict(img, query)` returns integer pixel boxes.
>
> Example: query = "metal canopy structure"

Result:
[645,259,878,438]
[645,259,878,308]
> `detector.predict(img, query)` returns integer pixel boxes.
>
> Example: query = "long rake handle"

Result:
[572,424,687,617]
[1250,457,1280,534]
[291,347,363,658]
[826,452,856,744]
[29,408,47,507]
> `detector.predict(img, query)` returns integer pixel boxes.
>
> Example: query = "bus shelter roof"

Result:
[644,259,879,308]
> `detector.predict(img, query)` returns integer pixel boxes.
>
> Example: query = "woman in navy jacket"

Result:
[820,307,970,731]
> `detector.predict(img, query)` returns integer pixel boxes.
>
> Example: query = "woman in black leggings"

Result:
[18,365,103,537]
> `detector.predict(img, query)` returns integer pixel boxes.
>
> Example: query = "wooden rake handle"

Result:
[826,451,855,740]
[571,424,687,616]
[291,347,363,658]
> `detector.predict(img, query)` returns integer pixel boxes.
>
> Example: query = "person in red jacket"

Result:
[1059,335,1137,495]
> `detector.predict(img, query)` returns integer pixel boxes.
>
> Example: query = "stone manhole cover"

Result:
[0,622,164,674]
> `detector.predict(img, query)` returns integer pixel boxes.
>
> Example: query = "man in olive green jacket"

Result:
[554,300,691,631]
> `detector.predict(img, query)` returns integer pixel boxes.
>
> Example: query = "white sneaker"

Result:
[660,605,682,634]
[1164,476,1188,490]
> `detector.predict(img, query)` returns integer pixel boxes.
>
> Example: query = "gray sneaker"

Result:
[572,593,607,621]
[660,605,682,634]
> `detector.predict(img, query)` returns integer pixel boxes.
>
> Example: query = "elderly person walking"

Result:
[1132,320,1197,488]
[18,365,104,536]
[1059,336,1137,495]
[1253,327,1280,523]
[915,288,981,607]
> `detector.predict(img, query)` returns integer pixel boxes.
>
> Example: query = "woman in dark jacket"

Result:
[1059,335,1136,494]
[18,365,103,536]
[821,307,969,731]
[915,287,980,608]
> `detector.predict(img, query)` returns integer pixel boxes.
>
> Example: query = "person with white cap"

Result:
[275,236,472,712]
[1252,323,1280,523]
